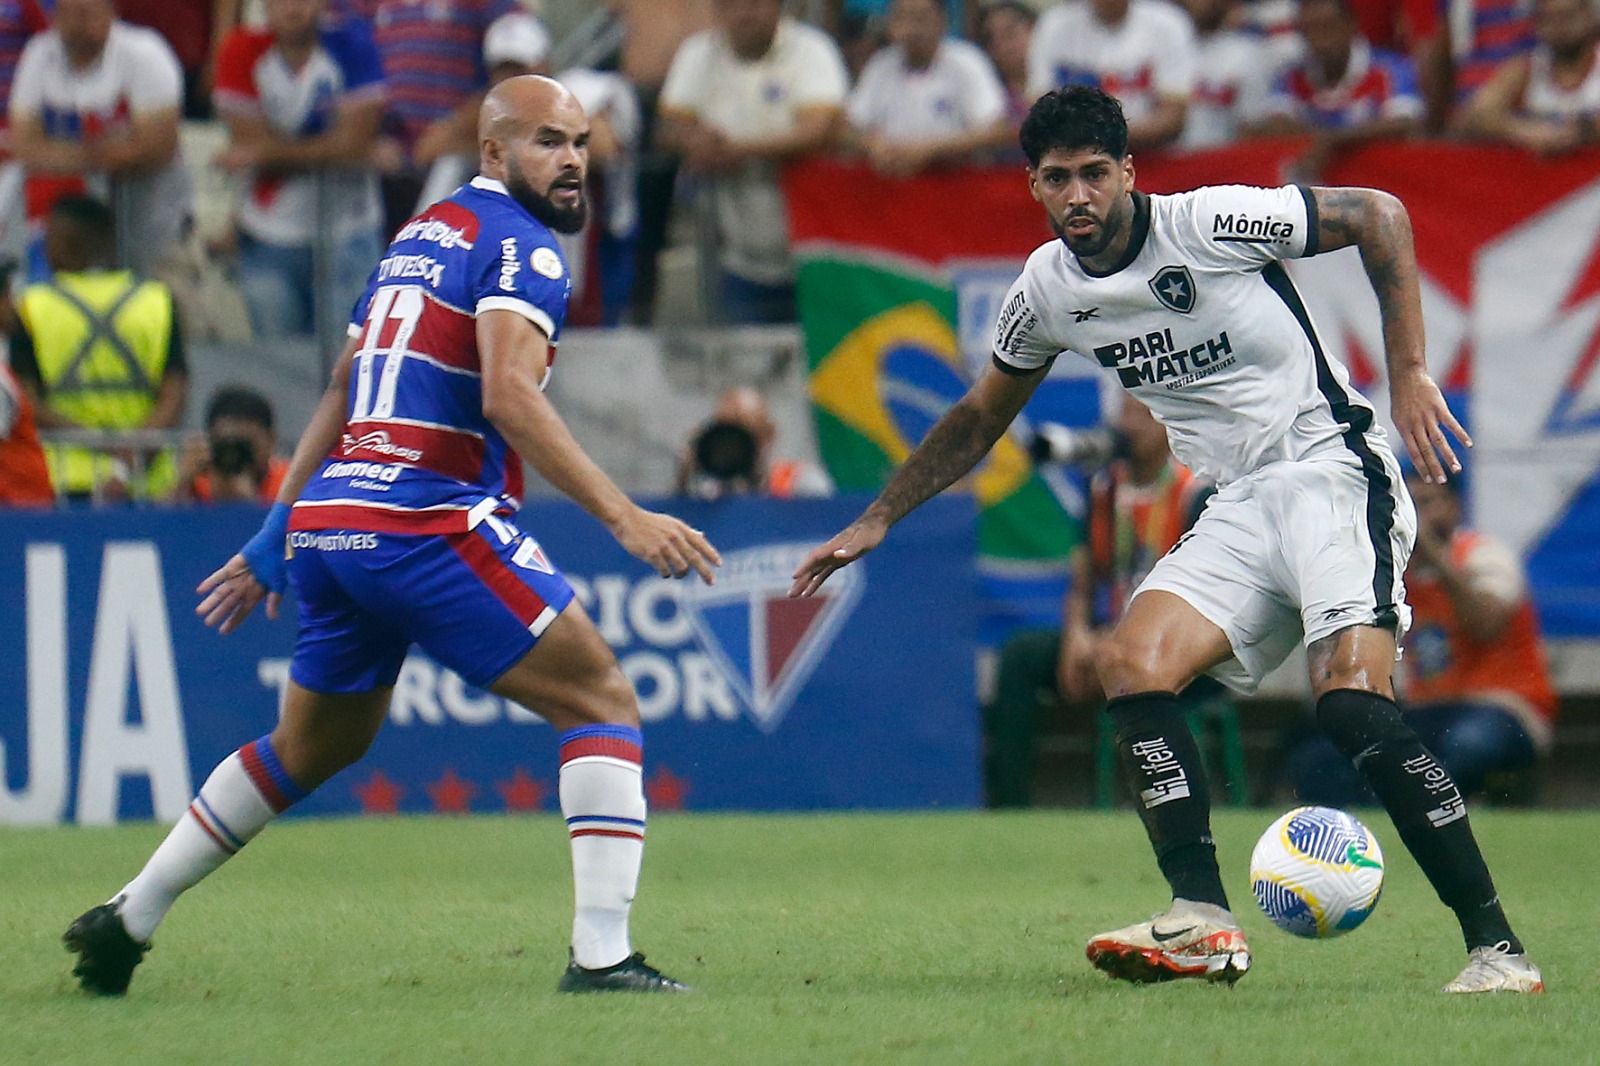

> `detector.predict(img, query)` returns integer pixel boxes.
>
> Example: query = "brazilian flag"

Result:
[787,161,1080,638]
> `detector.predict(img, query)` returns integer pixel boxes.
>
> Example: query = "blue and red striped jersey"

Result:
[292,176,572,535]
[1270,39,1424,128]
[1444,0,1535,99]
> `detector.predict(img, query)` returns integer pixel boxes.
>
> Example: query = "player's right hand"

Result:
[789,517,886,598]
[615,506,722,584]
[196,552,280,635]
[1390,367,1470,485]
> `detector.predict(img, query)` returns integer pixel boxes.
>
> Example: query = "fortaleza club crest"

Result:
[678,543,864,733]
[1149,264,1196,313]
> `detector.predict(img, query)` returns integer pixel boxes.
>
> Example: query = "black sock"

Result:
[1108,692,1229,910]
[1316,689,1522,953]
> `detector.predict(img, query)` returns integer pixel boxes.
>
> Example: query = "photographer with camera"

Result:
[177,385,287,504]
[987,398,1210,806]
[675,386,833,501]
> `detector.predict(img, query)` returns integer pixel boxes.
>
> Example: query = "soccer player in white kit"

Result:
[792,87,1543,994]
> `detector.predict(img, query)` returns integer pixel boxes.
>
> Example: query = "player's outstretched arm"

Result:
[197,336,363,634]
[789,361,1046,598]
[476,309,721,584]
[1310,186,1470,484]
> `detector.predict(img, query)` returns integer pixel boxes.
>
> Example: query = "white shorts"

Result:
[1137,450,1417,695]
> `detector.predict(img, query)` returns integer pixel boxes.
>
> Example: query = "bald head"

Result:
[478,75,592,234]
[479,75,581,148]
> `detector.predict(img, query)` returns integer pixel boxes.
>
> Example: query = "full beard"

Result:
[1052,212,1113,257]
[506,163,588,234]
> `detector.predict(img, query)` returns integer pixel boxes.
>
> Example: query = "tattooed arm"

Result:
[1311,186,1469,483]
[790,361,1048,597]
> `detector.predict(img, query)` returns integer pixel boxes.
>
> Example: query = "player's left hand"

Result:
[789,515,886,598]
[1390,367,1470,485]
[196,553,280,635]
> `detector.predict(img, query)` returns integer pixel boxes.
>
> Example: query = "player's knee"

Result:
[269,723,376,789]
[558,662,639,729]
[1094,634,1169,696]
[1315,688,1413,762]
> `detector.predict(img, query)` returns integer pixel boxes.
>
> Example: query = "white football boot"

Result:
[1085,899,1251,985]
[1443,942,1545,994]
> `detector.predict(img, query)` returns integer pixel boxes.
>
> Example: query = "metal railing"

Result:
[35,428,189,506]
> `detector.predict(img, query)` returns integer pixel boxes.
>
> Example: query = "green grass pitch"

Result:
[2,810,1592,1065]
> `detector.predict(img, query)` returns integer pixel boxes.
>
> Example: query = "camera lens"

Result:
[694,421,759,483]
[210,437,256,477]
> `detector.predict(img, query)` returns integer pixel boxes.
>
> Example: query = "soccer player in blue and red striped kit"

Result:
[64,75,719,996]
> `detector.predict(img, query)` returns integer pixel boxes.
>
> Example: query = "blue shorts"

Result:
[286,518,576,694]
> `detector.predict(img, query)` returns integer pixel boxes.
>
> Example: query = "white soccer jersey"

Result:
[1026,0,1198,120]
[1180,30,1277,149]
[847,38,1008,142]
[993,183,1395,486]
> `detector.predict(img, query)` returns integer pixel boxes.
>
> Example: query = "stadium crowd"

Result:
[0,11,1583,515]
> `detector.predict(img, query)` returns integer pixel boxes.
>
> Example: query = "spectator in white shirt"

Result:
[9,0,192,277]
[1178,0,1279,148]
[212,0,386,340]
[847,0,1013,176]
[1027,0,1199,150]
[658,0,849,324]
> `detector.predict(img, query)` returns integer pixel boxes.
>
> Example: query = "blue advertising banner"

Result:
[0,496,980,824]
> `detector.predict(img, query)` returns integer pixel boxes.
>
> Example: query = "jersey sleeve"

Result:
[1152,8,1199,99]
[957,44,1008,127]
[324,23,387,106]
[211,30,271,116]
[659,33,713,118]
[7,37,46,122]
[125,30,184,115]
[472,225,570,340]
[790,29,849,110]
[991,268,1063,374]
[1181,183,1319,266]
[845,55,887,129]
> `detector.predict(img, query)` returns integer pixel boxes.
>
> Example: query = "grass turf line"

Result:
[1,810,1591,1065]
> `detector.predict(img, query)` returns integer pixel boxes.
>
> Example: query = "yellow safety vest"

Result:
[20,270,178,497]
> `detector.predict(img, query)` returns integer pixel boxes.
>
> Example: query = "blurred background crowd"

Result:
[0,0,1593,504]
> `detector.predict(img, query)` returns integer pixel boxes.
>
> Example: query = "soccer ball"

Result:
[1249,806,1385,938]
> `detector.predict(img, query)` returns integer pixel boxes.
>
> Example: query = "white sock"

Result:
[558,725,647,970]
[115,737,306,941]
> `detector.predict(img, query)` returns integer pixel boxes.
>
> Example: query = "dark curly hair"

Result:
[206,385,275,433]
[1019,86,1129,167]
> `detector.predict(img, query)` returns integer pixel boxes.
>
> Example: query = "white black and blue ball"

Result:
[1249,806,1384,938]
